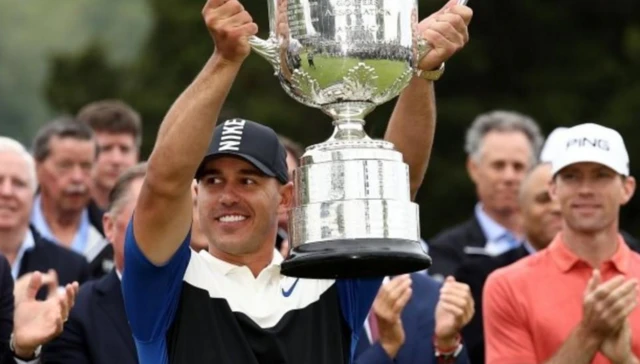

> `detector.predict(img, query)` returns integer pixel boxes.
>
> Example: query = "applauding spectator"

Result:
[355,274,474,363]
[484,123,640,363]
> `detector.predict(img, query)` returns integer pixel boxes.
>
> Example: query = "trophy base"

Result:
[280,238,432,279]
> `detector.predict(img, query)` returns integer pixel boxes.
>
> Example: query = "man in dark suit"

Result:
[0,136,89,303]
[354,273,473,364]
[42,163,147,364]
[41,268,137,364]
[427,111,544,280]
[454,162,561,364]
[454,162,640,364]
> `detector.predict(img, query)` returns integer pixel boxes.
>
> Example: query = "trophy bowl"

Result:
[250,0,464,278]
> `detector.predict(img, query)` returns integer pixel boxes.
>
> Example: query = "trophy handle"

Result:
[416,0,469,63]
[249,36,280,75]
[247,0,281,74]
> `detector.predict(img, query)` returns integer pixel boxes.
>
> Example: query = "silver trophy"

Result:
[250,0,464,278]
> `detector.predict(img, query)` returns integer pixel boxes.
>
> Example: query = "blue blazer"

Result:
[354,273,469,364]
[42,270,137,364]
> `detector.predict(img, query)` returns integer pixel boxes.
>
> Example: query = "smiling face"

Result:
[0,152,34,231]
[551,162,635,234]
[195,156,293,256]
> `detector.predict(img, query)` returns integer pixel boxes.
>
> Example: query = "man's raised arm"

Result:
[133,0,258,265]
[385,1,472,200]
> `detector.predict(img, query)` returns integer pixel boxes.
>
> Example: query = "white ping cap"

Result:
[551,123,629,176]
[540,127,569,163]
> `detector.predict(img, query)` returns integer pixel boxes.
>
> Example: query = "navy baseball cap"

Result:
[195,119,289,184]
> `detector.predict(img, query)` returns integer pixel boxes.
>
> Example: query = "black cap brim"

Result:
[195,152,277,181]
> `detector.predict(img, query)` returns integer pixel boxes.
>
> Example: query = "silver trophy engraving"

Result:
[250,0,465,278]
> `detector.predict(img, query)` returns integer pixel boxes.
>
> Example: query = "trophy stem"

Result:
[328,118,369,141]
[322,102,376,142]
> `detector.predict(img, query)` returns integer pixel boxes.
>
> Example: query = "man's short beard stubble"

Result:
[565,214,612,236]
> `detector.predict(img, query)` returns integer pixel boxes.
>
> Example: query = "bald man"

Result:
[453,162,560,364]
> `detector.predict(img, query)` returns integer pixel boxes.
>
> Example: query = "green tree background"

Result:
[5,0,640,238]
[0,0,152,144]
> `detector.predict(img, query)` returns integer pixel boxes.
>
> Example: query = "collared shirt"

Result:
[483,233,640,364]
[521,240,536,255]
[11,230,36,280]
[31,195,90,255]
[472,203,520,256]
[122,224,382,364]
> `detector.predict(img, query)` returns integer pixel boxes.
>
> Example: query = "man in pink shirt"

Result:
[483,123,640,364]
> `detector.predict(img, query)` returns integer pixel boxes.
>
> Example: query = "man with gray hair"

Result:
[30,118,106,273]
[0,135,89,297]
[427,110,544,280]
[43,164,146,364]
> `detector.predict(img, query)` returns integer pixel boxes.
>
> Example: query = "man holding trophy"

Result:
[121,0,472,363]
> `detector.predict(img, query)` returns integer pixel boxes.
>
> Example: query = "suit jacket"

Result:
[454,245,529,364]
[427,216,487,280]
[42,270,137,364]
[87,241,114,280]
[0,255,14,363]
[86,199,116,280]
[354,273,469,364]
[19,227,91,301]
[87,199,105,236]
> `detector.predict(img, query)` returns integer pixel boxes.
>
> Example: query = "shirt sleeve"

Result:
[483,271,536,364]
[121,215,192,363]
[337,278,383,361]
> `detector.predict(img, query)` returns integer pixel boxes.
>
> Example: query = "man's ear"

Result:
[548,176,558,202]
[35,161,46,186]
[278,182,294,215]
[467,156,480,184]
[102,213,115,245]
[621,176,636,206]
[191,179,199,206]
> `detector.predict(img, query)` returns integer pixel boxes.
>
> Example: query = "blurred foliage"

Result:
[43,0,640,238]
[0,0,151,145]
[46,44,123,113]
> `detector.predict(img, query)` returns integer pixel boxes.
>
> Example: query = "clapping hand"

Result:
[12,271,79,358]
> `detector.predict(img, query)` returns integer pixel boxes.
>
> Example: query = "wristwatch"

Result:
[417,62,445,81]
[10,333,42,361]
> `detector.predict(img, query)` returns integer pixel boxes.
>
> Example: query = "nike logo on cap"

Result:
[219,119,246,151]
[281,278,300,297]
